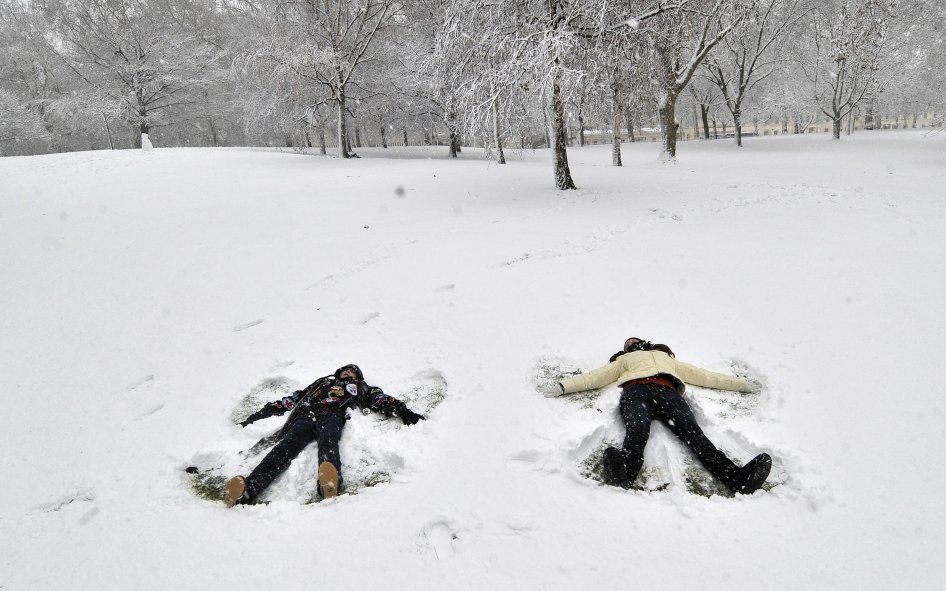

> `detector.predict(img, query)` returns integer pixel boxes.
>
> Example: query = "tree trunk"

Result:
[832,114,842,139]
[337,88,350,158]
[492,96,505,164]
[402,126,408,147]
[551,77,576,189]
[319,125,326,155]
[380,123,387,148]
[209,119,219,147]
[625,108,636,143]
[448,106,459,158]
[692,102,701,140]
[354,127,362,148]
[611,80,622,166]
[448,130,458,158]
[578,110,586,146]
[133,120,149,149]
[102,114,114,150]
[712,119,719,139]
[701,105,710,140]
[660,95,679,159]
[734,107,743,147]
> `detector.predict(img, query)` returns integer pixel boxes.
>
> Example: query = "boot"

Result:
[603,447,631,487]
[224,475,251,507]
[318,461,340,499]
[734,453,772,494]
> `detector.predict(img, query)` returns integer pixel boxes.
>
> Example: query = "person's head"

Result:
[334,364,364,382]
[623,337,651,353]
[621,337,675,358]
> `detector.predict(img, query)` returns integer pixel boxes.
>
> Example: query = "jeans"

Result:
[619,382,740,487]
[245,414,345,497]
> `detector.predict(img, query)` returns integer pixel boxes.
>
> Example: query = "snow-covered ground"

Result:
[2,130,944,589]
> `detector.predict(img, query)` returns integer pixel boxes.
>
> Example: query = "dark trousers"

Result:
[619,383,741,488]
[245,414,345,497]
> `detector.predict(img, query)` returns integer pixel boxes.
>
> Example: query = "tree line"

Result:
[1,0,944,188]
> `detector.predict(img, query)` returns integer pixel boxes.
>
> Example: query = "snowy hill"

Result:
[2,131,944,589]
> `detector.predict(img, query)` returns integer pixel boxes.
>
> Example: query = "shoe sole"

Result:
[318,462,340,499]
[224,476,247,508]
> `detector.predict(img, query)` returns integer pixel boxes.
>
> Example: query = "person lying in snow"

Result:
[553,338,772,494]
[224,364,425,507]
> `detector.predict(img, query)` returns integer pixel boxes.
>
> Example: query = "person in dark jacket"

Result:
[224,364,425,506]
[557,338,772,495]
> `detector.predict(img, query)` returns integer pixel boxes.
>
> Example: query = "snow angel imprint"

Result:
[223,364,425,506]
[551,338,772,494]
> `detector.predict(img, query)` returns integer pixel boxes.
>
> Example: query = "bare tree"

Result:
[647,0,747,159]
[802,0,897,139]
[40,0,222,148]
[236,0,401,158]
[704,0,803,146]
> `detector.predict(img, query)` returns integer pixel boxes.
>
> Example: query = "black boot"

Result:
[734,453,772,494]
[603,447,631,487]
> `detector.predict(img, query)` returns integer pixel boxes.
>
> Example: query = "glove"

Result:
[539,381,566,397]
[396,405,425,425]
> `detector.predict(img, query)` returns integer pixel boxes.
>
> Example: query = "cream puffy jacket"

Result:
[559,349,749,395]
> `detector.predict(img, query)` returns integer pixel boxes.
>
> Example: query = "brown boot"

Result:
[224,475,249,507]
[318,462,340,499]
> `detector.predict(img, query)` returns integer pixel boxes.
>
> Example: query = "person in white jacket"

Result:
[556,337,772,494]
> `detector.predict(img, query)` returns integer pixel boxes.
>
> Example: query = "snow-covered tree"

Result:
[40,0,223,148]
[645,0,748,159]
[802,0,897,139]
[704,0,804,146]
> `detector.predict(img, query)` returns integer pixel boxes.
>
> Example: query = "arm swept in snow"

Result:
[240,376,329,426]
[674,361,750,393]
[358,385,425,425]
[560,360,623,394]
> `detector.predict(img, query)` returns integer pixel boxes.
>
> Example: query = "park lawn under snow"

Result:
[1,130,945,590]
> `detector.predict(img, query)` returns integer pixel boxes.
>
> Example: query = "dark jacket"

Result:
[241,365,407,435]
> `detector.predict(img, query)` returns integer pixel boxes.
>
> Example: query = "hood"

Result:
[334,364,364,382]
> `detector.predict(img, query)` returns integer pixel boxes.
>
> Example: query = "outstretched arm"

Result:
[674,361,750,392]
[362,386,425,425]
[559,360,624,395]
[240,391,302,426]
[239,376,330,426]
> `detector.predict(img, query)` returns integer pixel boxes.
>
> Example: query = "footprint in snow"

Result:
[133,403,165,421]
[649,208,683,221]
[233,319,264,332]
[126,374,154,391]
[30,487,96,515]
[78,507,101,525]
[420,519,459,560]
[358,312,380,325]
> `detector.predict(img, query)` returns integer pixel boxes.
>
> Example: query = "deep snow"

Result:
[1,130,945,589]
